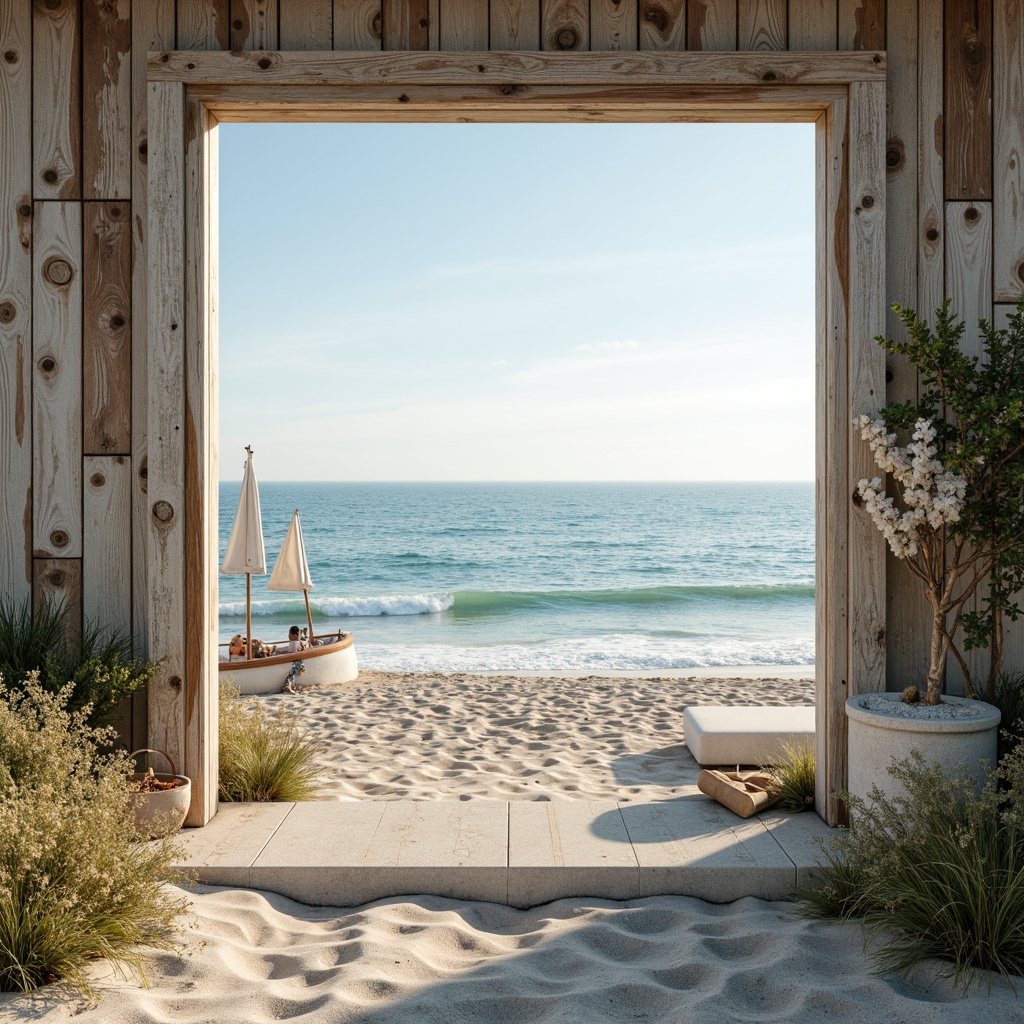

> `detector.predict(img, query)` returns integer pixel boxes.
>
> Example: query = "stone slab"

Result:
[758,810,832,887]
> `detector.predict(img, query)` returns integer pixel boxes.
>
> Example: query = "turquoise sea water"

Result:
[218,482,814,673]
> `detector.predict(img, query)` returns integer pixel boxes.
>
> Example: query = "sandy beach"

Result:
[6,671,1021,1023]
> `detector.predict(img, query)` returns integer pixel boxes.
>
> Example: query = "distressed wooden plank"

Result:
[383,0,430,48]
[231,0,279,49]
[184,98,218,826]
[489,0,539,48]
[848,80,887,708]
[83,455,131,634]
[945,0,992,200]
[737,0,786,50]
[84,201,132,455]
[334,0,382,47]
[0,1,33,604]
[33,201,82,560]
[639,0,684,50]
[178,0,231,49]
[33,0,80,200]
[918,0,943,319]
[440,0,488,49]
[945,201,993,352]
[789,0,837,50]
[83,0,130,200]
[147,79,187,785]
[281,0,334,47]
[687,0,737,49]
[994,0,1024,301]
[151,49,887,82]
[541,0,589,50]
[33,558,82,647]
[838,0,885,49]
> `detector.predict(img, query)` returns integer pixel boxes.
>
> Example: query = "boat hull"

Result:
[219,634,357,695]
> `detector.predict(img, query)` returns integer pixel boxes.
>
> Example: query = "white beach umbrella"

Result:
[221,446,266,658]
[268,509,316,640]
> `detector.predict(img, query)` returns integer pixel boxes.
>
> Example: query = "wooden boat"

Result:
[219,447,358,694]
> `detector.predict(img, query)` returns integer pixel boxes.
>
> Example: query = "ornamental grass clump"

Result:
[764,744,815,812]
[0,675,188,996]
[218,683,322,802]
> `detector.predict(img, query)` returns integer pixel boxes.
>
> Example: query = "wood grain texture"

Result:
[147,80,187,783]
[0,0,33,604]
[945,0,992,199]
[83,0,130,200]
[541,0,589,50]
[231,0,280,49]
[687,0,737,49]
[84,202,131,455]
[33,0,80,199]
[737,0,786,50]
[639,0,684,50]
[918,0,944,319]
[280,0,334,47]
[33,558,82,647]
[995,0,1024,301]
[83,455,131,634]
[591,0,637,50]
[177,0,231,49]
[789,0,837,50]
[945,201,993,352]
[440,0,488,49]
[838,0,885,49]
[383,0,430,48]
[33,201,82,560]
[489,0,540,48]
[334,0,383,47]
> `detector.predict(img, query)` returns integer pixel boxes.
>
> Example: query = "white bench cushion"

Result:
[683,705,815,766]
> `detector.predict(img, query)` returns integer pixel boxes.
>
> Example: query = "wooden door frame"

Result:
[146,50,887,827]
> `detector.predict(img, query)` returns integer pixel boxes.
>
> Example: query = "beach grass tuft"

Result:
[764,743,815,812]
[218,684,322,802]
[994,669,1024,759]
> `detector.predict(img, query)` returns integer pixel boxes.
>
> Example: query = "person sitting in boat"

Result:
[281,625,309,655]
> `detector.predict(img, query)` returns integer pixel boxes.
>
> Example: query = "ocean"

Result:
[218,482,814,674]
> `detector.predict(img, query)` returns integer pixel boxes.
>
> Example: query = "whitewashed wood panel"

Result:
[489,0,539,48]
[0,0,33,604]
[280,0,334,47]
[33,558,82,647]
[687,0,737,49]
[946,201,993,354]
[231,0,279,49]
[83,0,131,200]
[918,0,944,322]
[334,0,382,47]
[541,0,588,50]
[83,455,131,634]
[440,0,488,49]
[789,0,836,50]
[33,0,80,199]
[995,0,1024,301]
[638,0,683,50]
[737,0,786,50]
[33,201,82,560]
[178,0,231,50]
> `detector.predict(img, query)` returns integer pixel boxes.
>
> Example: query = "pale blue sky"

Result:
[219,122,815,482]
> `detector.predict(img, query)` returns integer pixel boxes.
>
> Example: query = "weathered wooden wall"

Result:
[1,0,1022,756]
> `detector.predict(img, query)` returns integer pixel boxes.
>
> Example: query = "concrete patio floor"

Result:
[175,795,832,908]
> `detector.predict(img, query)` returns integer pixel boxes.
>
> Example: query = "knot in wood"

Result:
[0,302,15,324]
[233,19,243,29]
[761,71,778,82]
[152,500,174,523]
[109,312,126,329]
[555,28,578,49]
[49,530,68,549]
[44,257,73,286]
[169,675,183,692]
[861,194,874,209]
[42,168,59,184]
[926,227,940,242]
[851,490,865,509]
[965,206,979,222]
[257,57,272,70]
[47,570,66,587]
[885,365,894,384]
[3,50,18,64]
[43,0,61,9]
[38,356,57,374]
[160,53,170,63]
[885,141,904,170]
[499,83,520,96]
[186,62,196,71]
[398,93,410,103]
[18,203,31,218]
[90,472,106,488]
[642,4,669,31]
[371,12,382,39]
[138,140,148,162]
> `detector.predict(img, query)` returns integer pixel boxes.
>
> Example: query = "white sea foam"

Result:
[219,593,454,617]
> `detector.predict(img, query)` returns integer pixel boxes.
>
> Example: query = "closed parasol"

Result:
[221,446,266,659]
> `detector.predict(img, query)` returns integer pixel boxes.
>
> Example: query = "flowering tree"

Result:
[857,300,1024,705]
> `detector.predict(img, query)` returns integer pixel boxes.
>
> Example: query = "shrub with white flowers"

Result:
[856,299,1024,706]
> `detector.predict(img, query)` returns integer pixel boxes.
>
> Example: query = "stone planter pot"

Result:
[129,748,191,839]
[845,693,1001,812]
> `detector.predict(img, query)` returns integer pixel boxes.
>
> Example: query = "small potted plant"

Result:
[128,748,191,838]
[846,300,1024,806]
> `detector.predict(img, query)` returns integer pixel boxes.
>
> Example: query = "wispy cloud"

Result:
[572,340,640,353]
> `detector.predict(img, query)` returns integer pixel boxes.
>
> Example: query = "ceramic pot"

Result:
[129,748,191,839]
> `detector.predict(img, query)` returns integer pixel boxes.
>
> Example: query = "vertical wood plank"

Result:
[147,79,187,785]
[638,0,684,50]
[789,0,837,50]
[33,0,81,200]
[541,0,589,50]
[84,201,132,455]
[0,0,33,604]
[383,0,430,48]
[177,0,231,50]
[280,0,334,47]
[440,0,488,48]
[838,0,885,49]
[687,0,737,48]
[184,99,218,826]
[334,0,383,46]
[945,0,992,200]
[994,0,1024,301]
[428,0,439,48]
[33,558,82,646]
[83,0,130,201]
[945,201,993,351]
[83,455,131,633]
[33,201,82,561]
[490,0,539,48]
[230,0,280,49]
[918,0,944,319]
[737,0,787,50]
